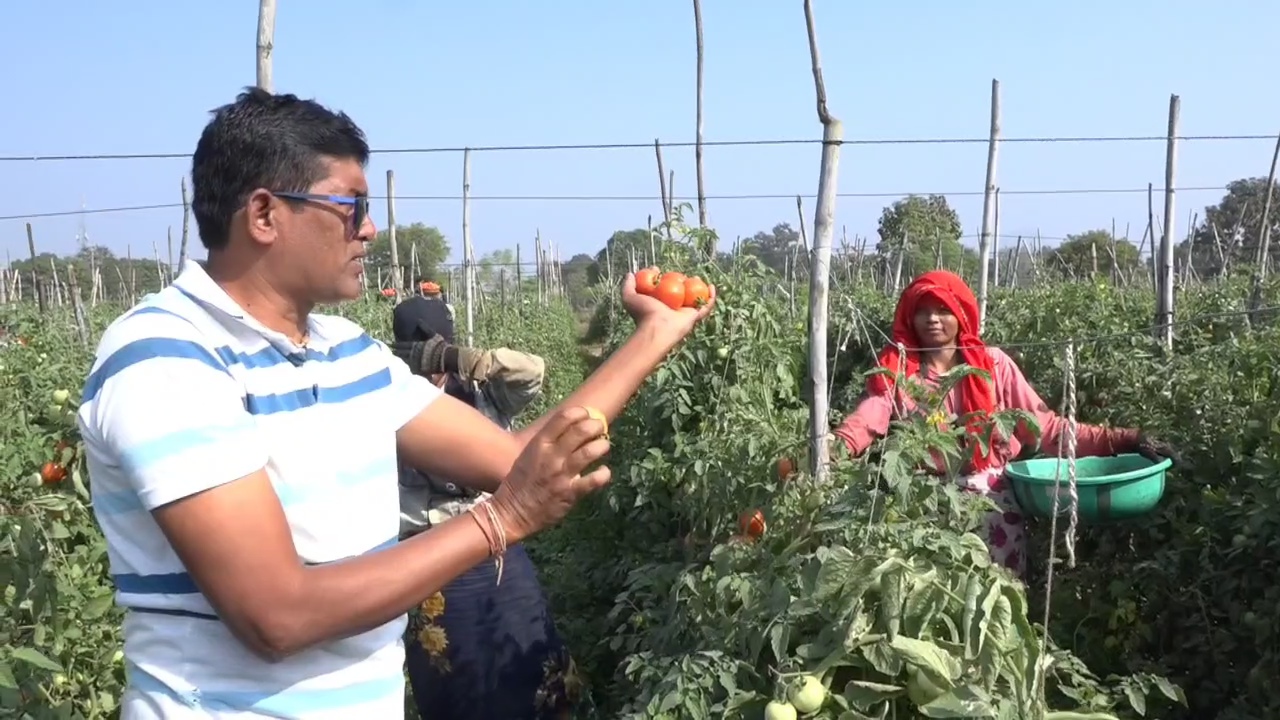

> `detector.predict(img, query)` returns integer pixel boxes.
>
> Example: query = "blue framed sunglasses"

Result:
[273,192,370,235]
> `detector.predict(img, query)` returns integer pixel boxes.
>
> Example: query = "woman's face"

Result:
[912,296,960,348]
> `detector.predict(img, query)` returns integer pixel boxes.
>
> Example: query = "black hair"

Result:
[190,87,370,251]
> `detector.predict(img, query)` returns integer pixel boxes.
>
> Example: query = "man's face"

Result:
[271,157,376,304]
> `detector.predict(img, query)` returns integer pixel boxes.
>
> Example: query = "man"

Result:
[78,87,714,720]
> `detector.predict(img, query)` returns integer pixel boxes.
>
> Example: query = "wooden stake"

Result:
[1157,95,1179,349]
[802,0,842,484]
[387,169,401,294]
[462,149,475,346]
[976,79,1001,332]
[256,0,277,92]
[692,0,708,232]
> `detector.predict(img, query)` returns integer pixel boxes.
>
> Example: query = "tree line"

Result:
[5,177,1273,307]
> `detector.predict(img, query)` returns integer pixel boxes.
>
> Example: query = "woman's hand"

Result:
[1135,433,1181,468]
[487,406,611,542]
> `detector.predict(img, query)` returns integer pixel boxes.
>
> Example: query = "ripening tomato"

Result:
[777,457,797,482]
[635,267,661,295]
[652,275,687,310]
[41,462,67,485]
[683,277,711,308]
[739,509,766,538]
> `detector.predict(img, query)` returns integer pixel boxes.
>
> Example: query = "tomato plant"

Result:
[7,208,1280,720]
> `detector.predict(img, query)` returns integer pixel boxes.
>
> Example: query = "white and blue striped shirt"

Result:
[78,260,441,719]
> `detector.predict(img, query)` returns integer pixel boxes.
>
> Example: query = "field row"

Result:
[2,261,1278,718]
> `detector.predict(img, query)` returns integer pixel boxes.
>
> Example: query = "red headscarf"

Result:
[867,270,998,471]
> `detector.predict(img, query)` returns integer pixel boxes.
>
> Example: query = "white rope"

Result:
[1035,340,1081,707]
[1062,342,1079,568]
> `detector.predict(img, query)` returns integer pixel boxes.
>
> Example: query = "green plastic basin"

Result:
[1004,453,1171,522]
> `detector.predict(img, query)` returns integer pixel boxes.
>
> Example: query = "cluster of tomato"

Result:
[633,267,712,311]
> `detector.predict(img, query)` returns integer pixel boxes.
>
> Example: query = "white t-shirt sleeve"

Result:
[376,340,444,430]
[83,328,270,511]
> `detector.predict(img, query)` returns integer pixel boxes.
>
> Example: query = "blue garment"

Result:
[405,544,580,719]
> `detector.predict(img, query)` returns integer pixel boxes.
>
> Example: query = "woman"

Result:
[390,296,582,720]
[834,270,1176,576]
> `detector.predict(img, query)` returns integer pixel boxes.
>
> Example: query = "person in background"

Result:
[390,295,579,720]
[414,278,454,318]
[831,270,1177,577]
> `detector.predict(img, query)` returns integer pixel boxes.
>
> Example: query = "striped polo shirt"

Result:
[78,260,441,719]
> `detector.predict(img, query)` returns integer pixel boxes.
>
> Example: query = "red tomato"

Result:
[683,277,711,308]
[662,271,687,285]
[41,462,67,485]
[739,509,766,538]
[777,457,797,482]
[635,267,661,295]
[652,275,687,310]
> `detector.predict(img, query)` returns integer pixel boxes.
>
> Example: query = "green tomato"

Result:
[787,675,826,714]
[112,649,125,664]
[52,388,70,405]
[764,700,797,720]
[716,346,730,359]
[53,673,67,686]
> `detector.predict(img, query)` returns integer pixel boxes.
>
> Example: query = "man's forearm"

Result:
[260,511,510,658]
[393,319,684,497]
[513,319,682,445]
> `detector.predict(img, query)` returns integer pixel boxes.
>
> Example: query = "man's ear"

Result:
[244,189,278,247]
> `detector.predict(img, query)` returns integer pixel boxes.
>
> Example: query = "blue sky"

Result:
[1,1,1276,270]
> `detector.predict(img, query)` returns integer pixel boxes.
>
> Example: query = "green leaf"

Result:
[0,661,17,689]
[890,636,960,686]
[975,583,1011,656]
[860,639,903,677]
[917,684,997,718]
[843,680,903,711]
[81,593,117,620]
[878,568,905,642]
[10,647,64,673]
[1123,684,1147,716]
[1151,676,1185,705]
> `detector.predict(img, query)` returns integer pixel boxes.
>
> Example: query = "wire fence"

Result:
[0,186,1239,223]
[0,132,1274,163]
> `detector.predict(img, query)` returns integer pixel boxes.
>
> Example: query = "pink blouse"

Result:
[833,347,1138,469]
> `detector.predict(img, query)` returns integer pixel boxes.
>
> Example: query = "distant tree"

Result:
[9,245,166,301]
[477,248,515,288]
[876,195,969,282]
[365,223,449,287]
[1045,229,1141,282]
[740,223,802,276]
[591,229,659,284]
[560,253,598,309]
[1181,177,1280,278]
